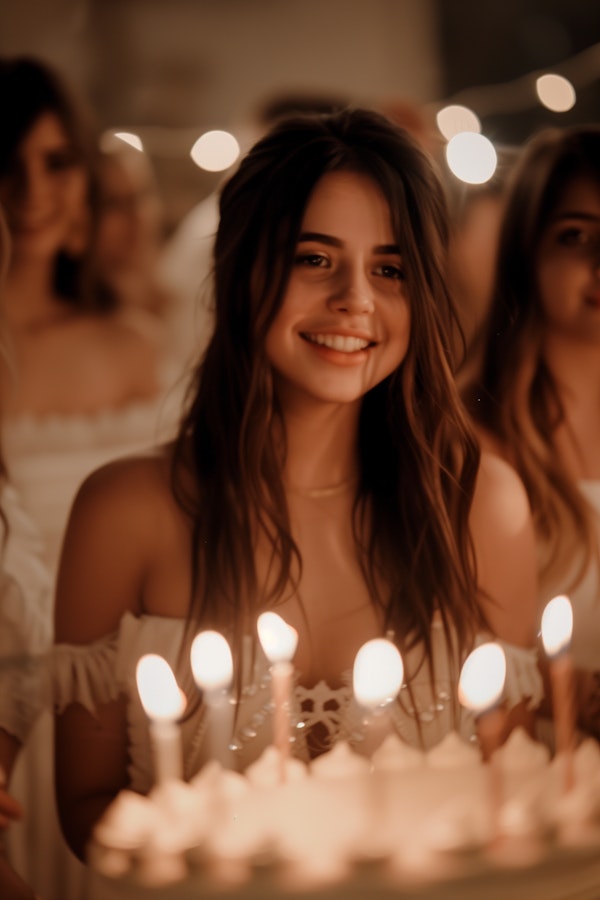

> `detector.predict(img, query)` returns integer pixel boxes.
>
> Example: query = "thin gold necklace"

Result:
[288,475,356,499]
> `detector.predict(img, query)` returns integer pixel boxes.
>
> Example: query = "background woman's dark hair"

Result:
[0,56,115,311]
[466,124,600,588]
[173,107,484,713]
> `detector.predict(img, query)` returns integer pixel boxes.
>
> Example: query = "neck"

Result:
[279,399,361,494]
[5,257,64,329]
[544,331,600,409]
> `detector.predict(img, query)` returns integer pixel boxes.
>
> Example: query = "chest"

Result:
[271,497,384,687]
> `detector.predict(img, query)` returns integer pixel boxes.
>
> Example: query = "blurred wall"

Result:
[0,0,442,229]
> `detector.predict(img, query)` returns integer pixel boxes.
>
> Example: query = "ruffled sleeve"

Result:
[0,484,53,742]
[51,630,123,715]
[0,572,50,742]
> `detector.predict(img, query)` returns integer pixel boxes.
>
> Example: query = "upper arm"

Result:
[469,451,539,648]
[54,456,163,857]
[55,456,159,642]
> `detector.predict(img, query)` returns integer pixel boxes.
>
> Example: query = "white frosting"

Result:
[371,733,425,771]
[426,731,481,769]
[310,740,371,779]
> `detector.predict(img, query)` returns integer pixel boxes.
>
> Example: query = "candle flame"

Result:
[353,638,404,709]
[257,612,298,664]
[541,594,573,657]
[458,642,506,714]
[136,654,186,722]
[191,630,233,692]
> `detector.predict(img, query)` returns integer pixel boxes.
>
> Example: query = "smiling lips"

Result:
[301,332,374,353]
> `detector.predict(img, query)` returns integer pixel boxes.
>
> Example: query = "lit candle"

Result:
[459,642,507,839]
[191,630,234,768]
[136,654,186,784]
[353,638,404,755]
[541,594,576,792]
[257,612,298,782]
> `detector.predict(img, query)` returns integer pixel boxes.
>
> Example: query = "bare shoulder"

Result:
[472,424,509,461]
[471,450,531,528]
[56,448,182,641]
[470,451,538,647]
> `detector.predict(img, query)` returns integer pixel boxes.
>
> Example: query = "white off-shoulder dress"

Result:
[0,484,53,893]
[52,612,543,795]
[1,384,184,900]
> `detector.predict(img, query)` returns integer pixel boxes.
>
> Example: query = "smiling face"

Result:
[264,170,411,410]
[0,111,89,262]
[536,174,600,342]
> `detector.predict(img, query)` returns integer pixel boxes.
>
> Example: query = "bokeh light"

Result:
[445,132,497,184]
[111,131,144,152]
[535,74,576,112]
[190,130,240,172]
[436,104,481,141]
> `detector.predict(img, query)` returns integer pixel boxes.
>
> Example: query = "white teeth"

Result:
[304,333,370,352]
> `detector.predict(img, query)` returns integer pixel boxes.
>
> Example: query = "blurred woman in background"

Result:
[464,124,600,743]
[0,55,183,899]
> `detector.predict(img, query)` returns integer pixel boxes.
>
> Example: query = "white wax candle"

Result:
[459,642,507,840]
[257,612,298,782]
[136,654,186,784]
[352,638,404,756]
[191,630,234,768]
[541,594,576,793]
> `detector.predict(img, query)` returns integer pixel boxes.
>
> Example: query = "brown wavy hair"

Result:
[172,108,484,688]
[0,56,114,312]
[465,125,600,591]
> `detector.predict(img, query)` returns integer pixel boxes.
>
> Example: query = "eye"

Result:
[295,253,329,268]
[45,150,79,172]
[375,263,405,281]
[556,225,594,248]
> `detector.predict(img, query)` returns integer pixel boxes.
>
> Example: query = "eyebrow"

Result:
[298,231,401,255]
[552,211,600,224]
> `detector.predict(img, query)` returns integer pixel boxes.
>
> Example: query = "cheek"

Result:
[61,171,89,216]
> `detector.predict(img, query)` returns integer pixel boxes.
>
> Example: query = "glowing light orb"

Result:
[136,654,186,721]
[190,130,240,172]
[536,74,576,112]
[191,631,233,692]
[458,642,506,714]
[446,132,497,184]
[353,638,404,709]
[436,104,481,141]
[112,131,144,152]
[541,594,573,657]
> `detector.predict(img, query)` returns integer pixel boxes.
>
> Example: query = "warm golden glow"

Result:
[257,612,298,664]
[190,630,233,692]
[353,638,404,709]
[436,104,481,141]
[541,594,573,657]
[458,642,506,713]
[445,132,497,184]
[136,654,186,721]
[111,131,144,152]
[536,74,576,112]
[190,129,240,172]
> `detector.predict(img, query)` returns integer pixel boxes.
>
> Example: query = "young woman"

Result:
[0,56,181,575]
[0,56,183,899]
[464,124,600,741]
[0,206,51,900]
[53,108,541,862]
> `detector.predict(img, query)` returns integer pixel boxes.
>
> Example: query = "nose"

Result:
[328,266,374,314]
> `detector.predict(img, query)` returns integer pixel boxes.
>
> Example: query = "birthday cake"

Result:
[88,728,600,900]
